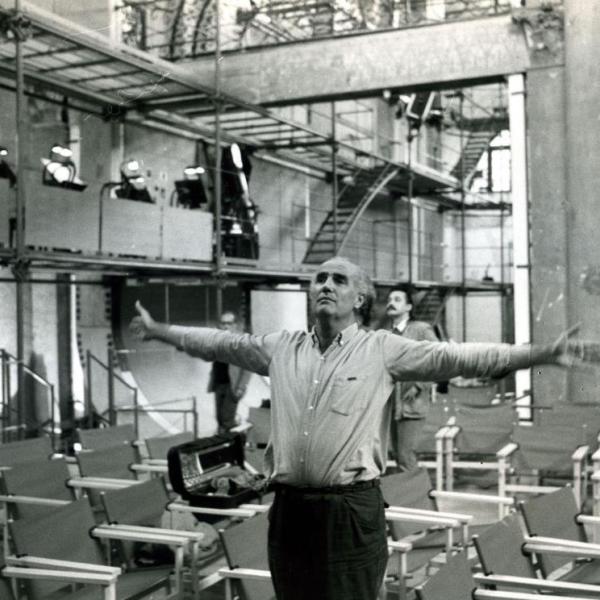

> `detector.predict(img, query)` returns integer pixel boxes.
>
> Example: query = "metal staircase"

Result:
[412,286,456,338]
[303,163,400,264]
[450,129,497,184]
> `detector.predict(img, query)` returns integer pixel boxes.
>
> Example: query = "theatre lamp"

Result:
[0,146,16,186]
[174,165,208,209]
[41,144,87,191]
[116,158,153,203]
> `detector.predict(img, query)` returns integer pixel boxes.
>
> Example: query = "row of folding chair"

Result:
[428,402,600,517]
[0,430,272,598]
[214,480,600,600]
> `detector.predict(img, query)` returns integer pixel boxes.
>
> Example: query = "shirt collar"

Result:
[310,322,359,347]
[394,316,410,334]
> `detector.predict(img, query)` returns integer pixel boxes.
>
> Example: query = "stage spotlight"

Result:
[41,144,87,191]
[174,165,208,209]
[183,165,206,180]
[115,158,153,203]
[0,146,16,187]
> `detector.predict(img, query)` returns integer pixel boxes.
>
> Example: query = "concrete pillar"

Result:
[508,74,531,401]
[527,66,569,406]
[563,0,600,403]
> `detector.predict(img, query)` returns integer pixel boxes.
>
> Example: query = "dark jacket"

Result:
[392,319,438,419]
[207,363,252,397]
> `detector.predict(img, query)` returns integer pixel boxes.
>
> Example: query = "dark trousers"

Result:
[268,480,388,600]
[214,383,238,432]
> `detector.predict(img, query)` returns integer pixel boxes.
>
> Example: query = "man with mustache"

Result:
[130,256,597,600]
[385,285,438,472]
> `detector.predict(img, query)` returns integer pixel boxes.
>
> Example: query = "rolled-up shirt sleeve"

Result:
[383,334,514,382]
[168,326,283,376]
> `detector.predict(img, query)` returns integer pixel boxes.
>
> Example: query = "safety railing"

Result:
[0,349,57,449]
[114,396,199,439]
[85,350,139,435]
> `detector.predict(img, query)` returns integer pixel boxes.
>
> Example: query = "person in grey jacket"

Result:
[209,311,252,432]
[386,285,439,471]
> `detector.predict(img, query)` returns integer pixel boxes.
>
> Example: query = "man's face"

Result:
[309,259,363,321]
[386,290,412,319]
[219,312,236,332]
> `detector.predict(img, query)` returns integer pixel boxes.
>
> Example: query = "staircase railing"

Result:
[0,349,57,449]
[337,163,400,254]
[86,350,139,435]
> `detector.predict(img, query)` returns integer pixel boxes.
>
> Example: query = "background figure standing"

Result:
[386,286,438,472]
[208,311,251,433]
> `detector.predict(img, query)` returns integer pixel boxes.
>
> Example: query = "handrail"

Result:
[86,350,139,437]
[86,353,136,392]
[0,349,57,450]
[115,397,198,438]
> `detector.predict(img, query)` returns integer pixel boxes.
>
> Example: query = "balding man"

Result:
[130,256,598,600]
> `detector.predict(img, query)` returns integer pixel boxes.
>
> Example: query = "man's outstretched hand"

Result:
[130,301,156,341]
[551,324,600,369]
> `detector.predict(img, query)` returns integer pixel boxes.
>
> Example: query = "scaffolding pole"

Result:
[407,124,414,284]
[331,102,338,255]
[214,0,223,316]
[459,91,467,342]
[14,0,27,438]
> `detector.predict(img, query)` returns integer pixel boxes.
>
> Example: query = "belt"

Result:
[271,478,379,495]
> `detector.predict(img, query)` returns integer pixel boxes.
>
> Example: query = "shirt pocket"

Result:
[330,375,366,416]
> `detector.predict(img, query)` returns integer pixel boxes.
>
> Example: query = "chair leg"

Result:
[497,457,507,519]
[435,435,444,491]
[444,438,453,491]
[103,583,117,600]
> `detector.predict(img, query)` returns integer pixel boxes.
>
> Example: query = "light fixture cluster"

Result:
[41,144,87,191]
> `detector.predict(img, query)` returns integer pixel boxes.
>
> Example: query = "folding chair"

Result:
[537,404,600,510]
[416,550,591,600]
[76,443,140,481]
[101,477,207,598]
[498,424,589,509]
[0,437,55,469]
[145,432,195,461]
[473,512,600,597]
[381,469,513,598]
[141,432,196,480]
[218,511,275,600]
[443,402,517,494]
[78,424,137,451]
[518,487,600,585]
[5,498,176,600]
[412,398,455,490]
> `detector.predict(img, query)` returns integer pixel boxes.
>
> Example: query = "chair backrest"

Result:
[415,551,475,600]
[415,399,454,454]
[77,424,136,450]
[453,403,516,455]
[76,443,138,480]
[0,437,54,468]
[9,498,104,599]
[511,424,587,473]
[101,476,169,527]
[1,458,73,520]
[381,469,436,539]
[472,513,537,579]
[538,404,600,448]
[219,512,275,600]
[145,432,194,460]
[519,486,587,576]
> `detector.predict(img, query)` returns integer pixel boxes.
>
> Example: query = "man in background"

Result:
[386,285,438,471]
[208,311,251,432]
